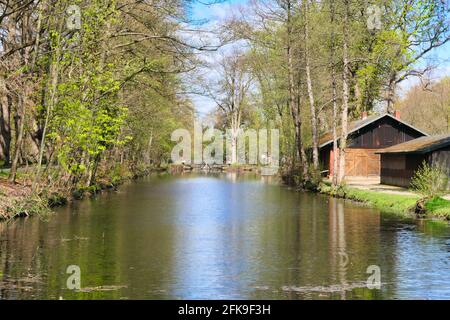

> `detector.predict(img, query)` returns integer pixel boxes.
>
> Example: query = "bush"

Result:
[305,167,323,191]
[318,182,347,197]
[410,162,449,199]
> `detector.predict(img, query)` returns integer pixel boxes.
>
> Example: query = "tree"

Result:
[302,0,319,171]
[397,77,450,135]
[0,0,210,191]
[208,52,253,164]
[337,0,351,185]
[382,0,450,113]
[329,0,340,186]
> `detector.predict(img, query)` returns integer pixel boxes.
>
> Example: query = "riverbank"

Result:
[0,178,51,220]
[1,164,261,221]
[318,182,450,221]
[0,165,167,221]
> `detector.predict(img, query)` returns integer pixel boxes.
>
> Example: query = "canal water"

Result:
[1,173,449,300]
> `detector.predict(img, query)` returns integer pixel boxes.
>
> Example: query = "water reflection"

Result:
[0,173,449,299]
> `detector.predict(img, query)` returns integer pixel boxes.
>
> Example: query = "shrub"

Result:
[410,162,449,199]
[318,182,347,197]
[305,167,323,191]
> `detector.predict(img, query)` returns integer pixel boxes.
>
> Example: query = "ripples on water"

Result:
[0,173,449,300]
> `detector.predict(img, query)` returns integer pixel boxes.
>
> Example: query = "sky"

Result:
[188,0,450,115]
[190,0,247,22]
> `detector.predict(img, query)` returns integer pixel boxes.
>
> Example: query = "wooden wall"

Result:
[431,146,450,169]
[380,154,428,187]
[344,149,380,177]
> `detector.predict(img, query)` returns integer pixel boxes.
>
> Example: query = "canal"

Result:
[1,173,449,299]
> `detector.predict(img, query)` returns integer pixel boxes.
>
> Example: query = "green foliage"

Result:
[303,167,323,191]
[410,162,449,199]
[47,192,68,207]
[318,182,348,198]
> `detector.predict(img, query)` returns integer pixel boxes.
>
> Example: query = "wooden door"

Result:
[345,149,380,177]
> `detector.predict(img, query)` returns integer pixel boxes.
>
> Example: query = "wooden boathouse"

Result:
[319,112,428,180]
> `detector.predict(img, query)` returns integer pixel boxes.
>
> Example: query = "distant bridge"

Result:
[170,163,278,176]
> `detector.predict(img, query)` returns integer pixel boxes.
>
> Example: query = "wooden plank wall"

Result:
[380,154,428,187]
[344,149,380,177]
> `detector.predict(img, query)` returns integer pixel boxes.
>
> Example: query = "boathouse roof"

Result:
[376,134,450,155]
[319,113,429,149]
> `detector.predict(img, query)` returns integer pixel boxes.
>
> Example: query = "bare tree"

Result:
[209,51,253,164]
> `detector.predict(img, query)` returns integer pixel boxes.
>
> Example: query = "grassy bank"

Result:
[318,183,450,220]
[423,197,450,220]
[0,180,52,220]
[0,164,165,222]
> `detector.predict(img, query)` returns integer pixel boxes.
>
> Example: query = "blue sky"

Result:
[190,0,247,22]
[188,0,450,115]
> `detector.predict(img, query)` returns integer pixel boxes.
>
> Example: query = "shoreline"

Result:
[316,182,450,221]
[0,166,167,222]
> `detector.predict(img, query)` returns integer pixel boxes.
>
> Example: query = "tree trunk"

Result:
[304,2,319,171]
[338,0,351,185]
[87,154,101,187]
[145,133,153,164]
[33,36,61,188]
[9,11,33,182]
[230,121,239,164]
[386,75,396,114]
[9,95,26,182]
[0,78,11,165]
[330,0,339,186]
[0,13,16,166]
[286,0,305,176]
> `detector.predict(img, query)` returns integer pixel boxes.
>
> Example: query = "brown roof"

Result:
[376,134,450,154]
[319,113,428,148]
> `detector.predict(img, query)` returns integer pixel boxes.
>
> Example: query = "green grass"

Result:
[425,197,450,220]
[319,183,450,220]
[343,188,419,215]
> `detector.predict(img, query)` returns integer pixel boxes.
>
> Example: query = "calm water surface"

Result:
[1,173,450,299]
